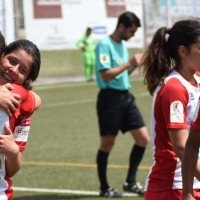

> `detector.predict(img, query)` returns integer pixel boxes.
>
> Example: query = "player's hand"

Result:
[128,53,143,67]
[0,84,21,117]
[0,125,19,156]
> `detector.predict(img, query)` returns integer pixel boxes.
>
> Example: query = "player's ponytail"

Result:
[141,18,200,96]
[140,27,171,96]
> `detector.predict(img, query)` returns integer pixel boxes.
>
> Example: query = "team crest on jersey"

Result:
[170,101,184,123]
[100,54,109,64]
[192,98,200,123]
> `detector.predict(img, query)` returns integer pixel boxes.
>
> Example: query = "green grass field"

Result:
[39,48,141,77]
[10,76,153,200]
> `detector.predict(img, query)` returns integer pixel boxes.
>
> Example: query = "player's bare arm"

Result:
[169,128,200,199]
[168,129,188,160]
[182,128,200,200]
[30,91,41,110]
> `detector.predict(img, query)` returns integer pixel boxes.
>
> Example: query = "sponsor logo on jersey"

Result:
[189,92,195,100]
[170,100,184,123]
[14,126,30,142]
[100,54,109,64]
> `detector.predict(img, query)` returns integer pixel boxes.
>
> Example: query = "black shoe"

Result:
[99,187,123,197]
[123,182,144,196]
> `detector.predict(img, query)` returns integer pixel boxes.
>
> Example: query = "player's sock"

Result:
[126,145,145,184]
[89,65,94,80]
[85,65,91,81]
[96,149,110,190]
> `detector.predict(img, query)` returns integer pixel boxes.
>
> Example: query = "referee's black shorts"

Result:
[96,89,146,136]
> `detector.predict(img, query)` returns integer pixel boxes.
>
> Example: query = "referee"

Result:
[95,11,150,198]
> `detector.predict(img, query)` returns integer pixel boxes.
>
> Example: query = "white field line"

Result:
[41,92,149,108]
[42,99,95,108]
[34,77,144,91]
[13,187,139,197]
[34,82,96,90]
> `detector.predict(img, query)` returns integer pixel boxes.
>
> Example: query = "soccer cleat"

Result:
[123,182,144,196]
[99,187,123,197]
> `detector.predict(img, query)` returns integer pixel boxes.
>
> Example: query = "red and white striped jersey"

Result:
[144,69,200,191]
[0,84,35,200]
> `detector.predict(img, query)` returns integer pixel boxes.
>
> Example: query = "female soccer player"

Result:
[140,18,200,200]
[0,36,41,199]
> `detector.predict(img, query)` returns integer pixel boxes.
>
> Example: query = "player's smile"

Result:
[1,71,14,82]
[0,49,33,85]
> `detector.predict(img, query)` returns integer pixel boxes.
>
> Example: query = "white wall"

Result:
[0,0,4,35]
[23,0,144,50]
[4,0,15,44]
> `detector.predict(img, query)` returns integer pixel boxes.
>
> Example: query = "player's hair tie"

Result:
[166,27,172,34]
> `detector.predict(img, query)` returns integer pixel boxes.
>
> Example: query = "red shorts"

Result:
[145,189,200,200]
